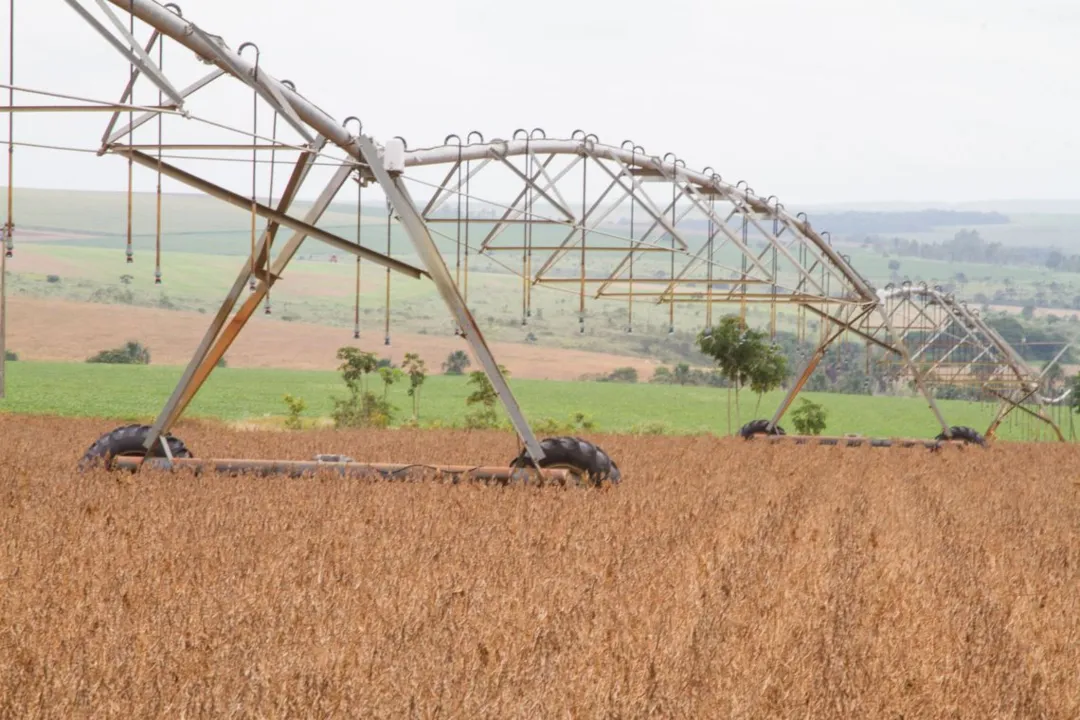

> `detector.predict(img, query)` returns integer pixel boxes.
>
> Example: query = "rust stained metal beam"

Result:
[160,161,356,432]
[751,435,976,449]
[0,104,175,113]
[114,457,579,484]
[110,147,426,279]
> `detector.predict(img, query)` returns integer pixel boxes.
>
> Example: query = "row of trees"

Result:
[871,229,1080,275]
[322,315,807,434]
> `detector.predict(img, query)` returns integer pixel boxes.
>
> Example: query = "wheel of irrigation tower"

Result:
[934,426,988,447]
[510,437,621,487]
[739,420,787,439]
[78,424,193,471]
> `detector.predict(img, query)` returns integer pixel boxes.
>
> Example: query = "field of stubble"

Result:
[1,414,1078,718]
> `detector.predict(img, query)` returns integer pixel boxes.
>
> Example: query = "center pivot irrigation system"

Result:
[0,1,1066,485]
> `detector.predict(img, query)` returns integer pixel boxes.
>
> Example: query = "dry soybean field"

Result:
[1,415,1079,718]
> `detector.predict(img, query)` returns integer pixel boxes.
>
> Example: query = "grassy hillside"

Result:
[0,361,1069,442]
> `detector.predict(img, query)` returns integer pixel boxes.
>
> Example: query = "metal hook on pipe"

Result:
[466,130,484,145]
[162,3,183,16]
[343,116,363,133]
[530,127,545,139]
[443,133,461,145]
[237,41,260,80]
[512,128,528,140]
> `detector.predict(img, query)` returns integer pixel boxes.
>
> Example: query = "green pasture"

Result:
[0,361,1068,442]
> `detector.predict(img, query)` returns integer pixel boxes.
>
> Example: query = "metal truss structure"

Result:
[856,283,1063,441]
[0,0,1066,456]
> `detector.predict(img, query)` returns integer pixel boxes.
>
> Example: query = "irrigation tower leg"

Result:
[985,388,1064,442]
[356,135,545,462]
[141,159,353,453]
[874,302,952,436]
[767,307,874,432]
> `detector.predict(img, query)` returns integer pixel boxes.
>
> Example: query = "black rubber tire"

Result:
[739,419,786,439]
[78,424,193,471]
[510,436,621,486]
[935,425,987,447]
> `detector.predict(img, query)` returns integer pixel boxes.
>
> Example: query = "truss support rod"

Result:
[142,155,346,450]
[184,23,312,143]
[98,25,159,151]
[61,0,185,107]
[803,303,896,355]
[357,135,545,463]
[111,148,424,279]
[984,387,1064,442]
[104,68,224,148]
[0,103,174,113]
[766,307,874,431]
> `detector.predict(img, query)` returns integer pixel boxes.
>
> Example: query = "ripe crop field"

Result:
[2,415,1078,717]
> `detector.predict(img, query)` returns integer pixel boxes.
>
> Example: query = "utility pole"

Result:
[0,0,12,399]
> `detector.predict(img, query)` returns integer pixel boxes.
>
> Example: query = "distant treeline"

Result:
[867,229,1080,271]
[805,209,1008,235]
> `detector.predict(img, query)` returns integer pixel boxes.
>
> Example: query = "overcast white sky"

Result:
[4,0,1079,206]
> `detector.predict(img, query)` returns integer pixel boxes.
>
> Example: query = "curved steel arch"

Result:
[401,136,878,308]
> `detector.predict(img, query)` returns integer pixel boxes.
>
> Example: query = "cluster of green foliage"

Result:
[697,316,789,432]
[791,398,828,435]
[442,350,470,375]
[598,366,639,383]
[327,347,430,429]
[650,363,727,388]
[534,412,597,435]
[4,350,16,361]
[86,341,151,365]
[403,353,428,421]
[330,347,395,429]
[282,393,306,430]
[463,365,510,429]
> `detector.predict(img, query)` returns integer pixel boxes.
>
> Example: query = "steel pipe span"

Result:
[404,137,878,302]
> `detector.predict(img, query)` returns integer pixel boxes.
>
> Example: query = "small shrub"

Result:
[331,346,396,429]
[442,350,470,375]
[629,421,670,435]
[4,350,17,361]
[46,275,60,284]
[569,412,595,431]
[216,357,227,368]
[86,341,150,365]
[533,417,567,435]
[607,367,639,383]
[282,394,306,430]
[791,398,828,436]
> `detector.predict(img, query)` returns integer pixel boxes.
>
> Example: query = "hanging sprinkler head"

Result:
[264,299,271,315]
[384,335,391,346]
[125,247,134,264]
[353,327,360,340]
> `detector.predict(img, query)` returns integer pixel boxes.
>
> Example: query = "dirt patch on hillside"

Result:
[5,297,661,380]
